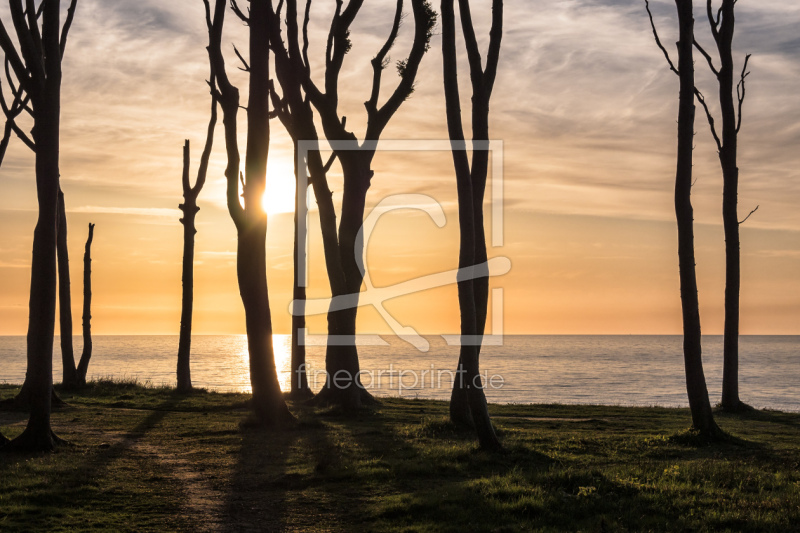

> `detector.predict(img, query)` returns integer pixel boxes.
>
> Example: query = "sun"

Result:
[261,162,297,215]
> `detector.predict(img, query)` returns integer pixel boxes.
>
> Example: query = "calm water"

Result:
[0,335,797,411]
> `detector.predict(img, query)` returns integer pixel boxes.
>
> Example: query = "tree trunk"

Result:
[76,223,94,385]
[290,146,311,398]
[177,140,198,393]
[240,0,293,424]
[674,0,721,438]
[441,0,502,451]
[313,154,376,410]
[56,188,78,389]
[715,1,744,412]
[9,90,62,452]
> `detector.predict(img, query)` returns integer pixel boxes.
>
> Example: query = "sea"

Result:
[0,335,797,411]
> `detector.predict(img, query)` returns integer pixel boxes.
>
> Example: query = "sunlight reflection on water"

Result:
[0,335,797,411]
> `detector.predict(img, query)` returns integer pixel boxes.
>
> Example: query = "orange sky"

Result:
[1,0,799,336]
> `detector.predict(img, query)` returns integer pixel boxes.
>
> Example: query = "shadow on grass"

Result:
[225,403,361,532]
[0,397,189,531]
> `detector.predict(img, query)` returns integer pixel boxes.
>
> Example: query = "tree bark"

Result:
[76,223,94,385]
[2,0,72,451]
[290,144,311,398]
[294,0,434,410]
[714,1,744,412]
[206,0,294,425]
[441,0,502,450]
[177,140,198,393]
[56,188,78,389]
[674,0,721,437]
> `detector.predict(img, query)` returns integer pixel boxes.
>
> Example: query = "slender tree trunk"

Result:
[238,0,293,424]
[177,141,198,393]
[674,0,720,438]
[76,223,94,384]
[290,145,311,398]
[714,1,744,412]
[56,188,78,388]
[441,0,502,450]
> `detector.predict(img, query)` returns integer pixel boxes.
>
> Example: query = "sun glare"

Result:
[261,163,297,215]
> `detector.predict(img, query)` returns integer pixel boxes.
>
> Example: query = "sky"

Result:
[1,0,799,337]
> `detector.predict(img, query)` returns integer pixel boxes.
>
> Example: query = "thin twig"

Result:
[738,205,758,225]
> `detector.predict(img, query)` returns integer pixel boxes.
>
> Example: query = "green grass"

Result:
[1,382,799,532]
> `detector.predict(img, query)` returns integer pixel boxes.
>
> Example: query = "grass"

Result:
[1,382,799,532]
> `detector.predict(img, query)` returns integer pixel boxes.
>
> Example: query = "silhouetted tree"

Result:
[265,0,344,399]
[693,0,753,412]
[647,0,722,438]
[0,0,78,451]
[75,222,94,384]
[177,76,218,393]
[441,0,503,450]
[56,187,79,388]
[204,0,294,425]
[279,0,435,410]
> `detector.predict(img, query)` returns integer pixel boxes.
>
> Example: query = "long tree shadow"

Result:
[0,396,189,531]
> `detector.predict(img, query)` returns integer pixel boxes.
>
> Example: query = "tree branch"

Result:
[736,53,750,134]
[364,0,403,115]
[302,0,312,73]
[9,0,44,90]
[232,43,250,72]
[230,0,250,23]
[366,0,435,141]
[738,205,758,225]
[0,14,32,93]
[181,139,191,194]
[25,0,44,62]
[0,120,12,166]
[323,150,337,173]
[458,0,483,83]
[707,0,720,43]
[205,0,244,227]
[483,0,503,95]
[645,0,678,76]
[192,75,218,196]
[693,38,719,78]
[59,0,78,59]
[694,88,722,151]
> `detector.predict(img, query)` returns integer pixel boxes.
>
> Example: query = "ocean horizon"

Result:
[1,334,797,412]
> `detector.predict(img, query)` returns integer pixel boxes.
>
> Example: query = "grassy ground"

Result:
[1,381,799,532]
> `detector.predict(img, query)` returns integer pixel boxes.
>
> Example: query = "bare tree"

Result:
[265,0,343,399]
[276,0,435,410]
[176,74,218,393]
[204,0,294,425]
[693,0,752,412]
[0,0,78,451]
[441,0,502,450]
[75,222,94,384]
[647,0,721,438]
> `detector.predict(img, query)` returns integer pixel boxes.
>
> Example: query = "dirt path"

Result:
[132,441,227,533]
